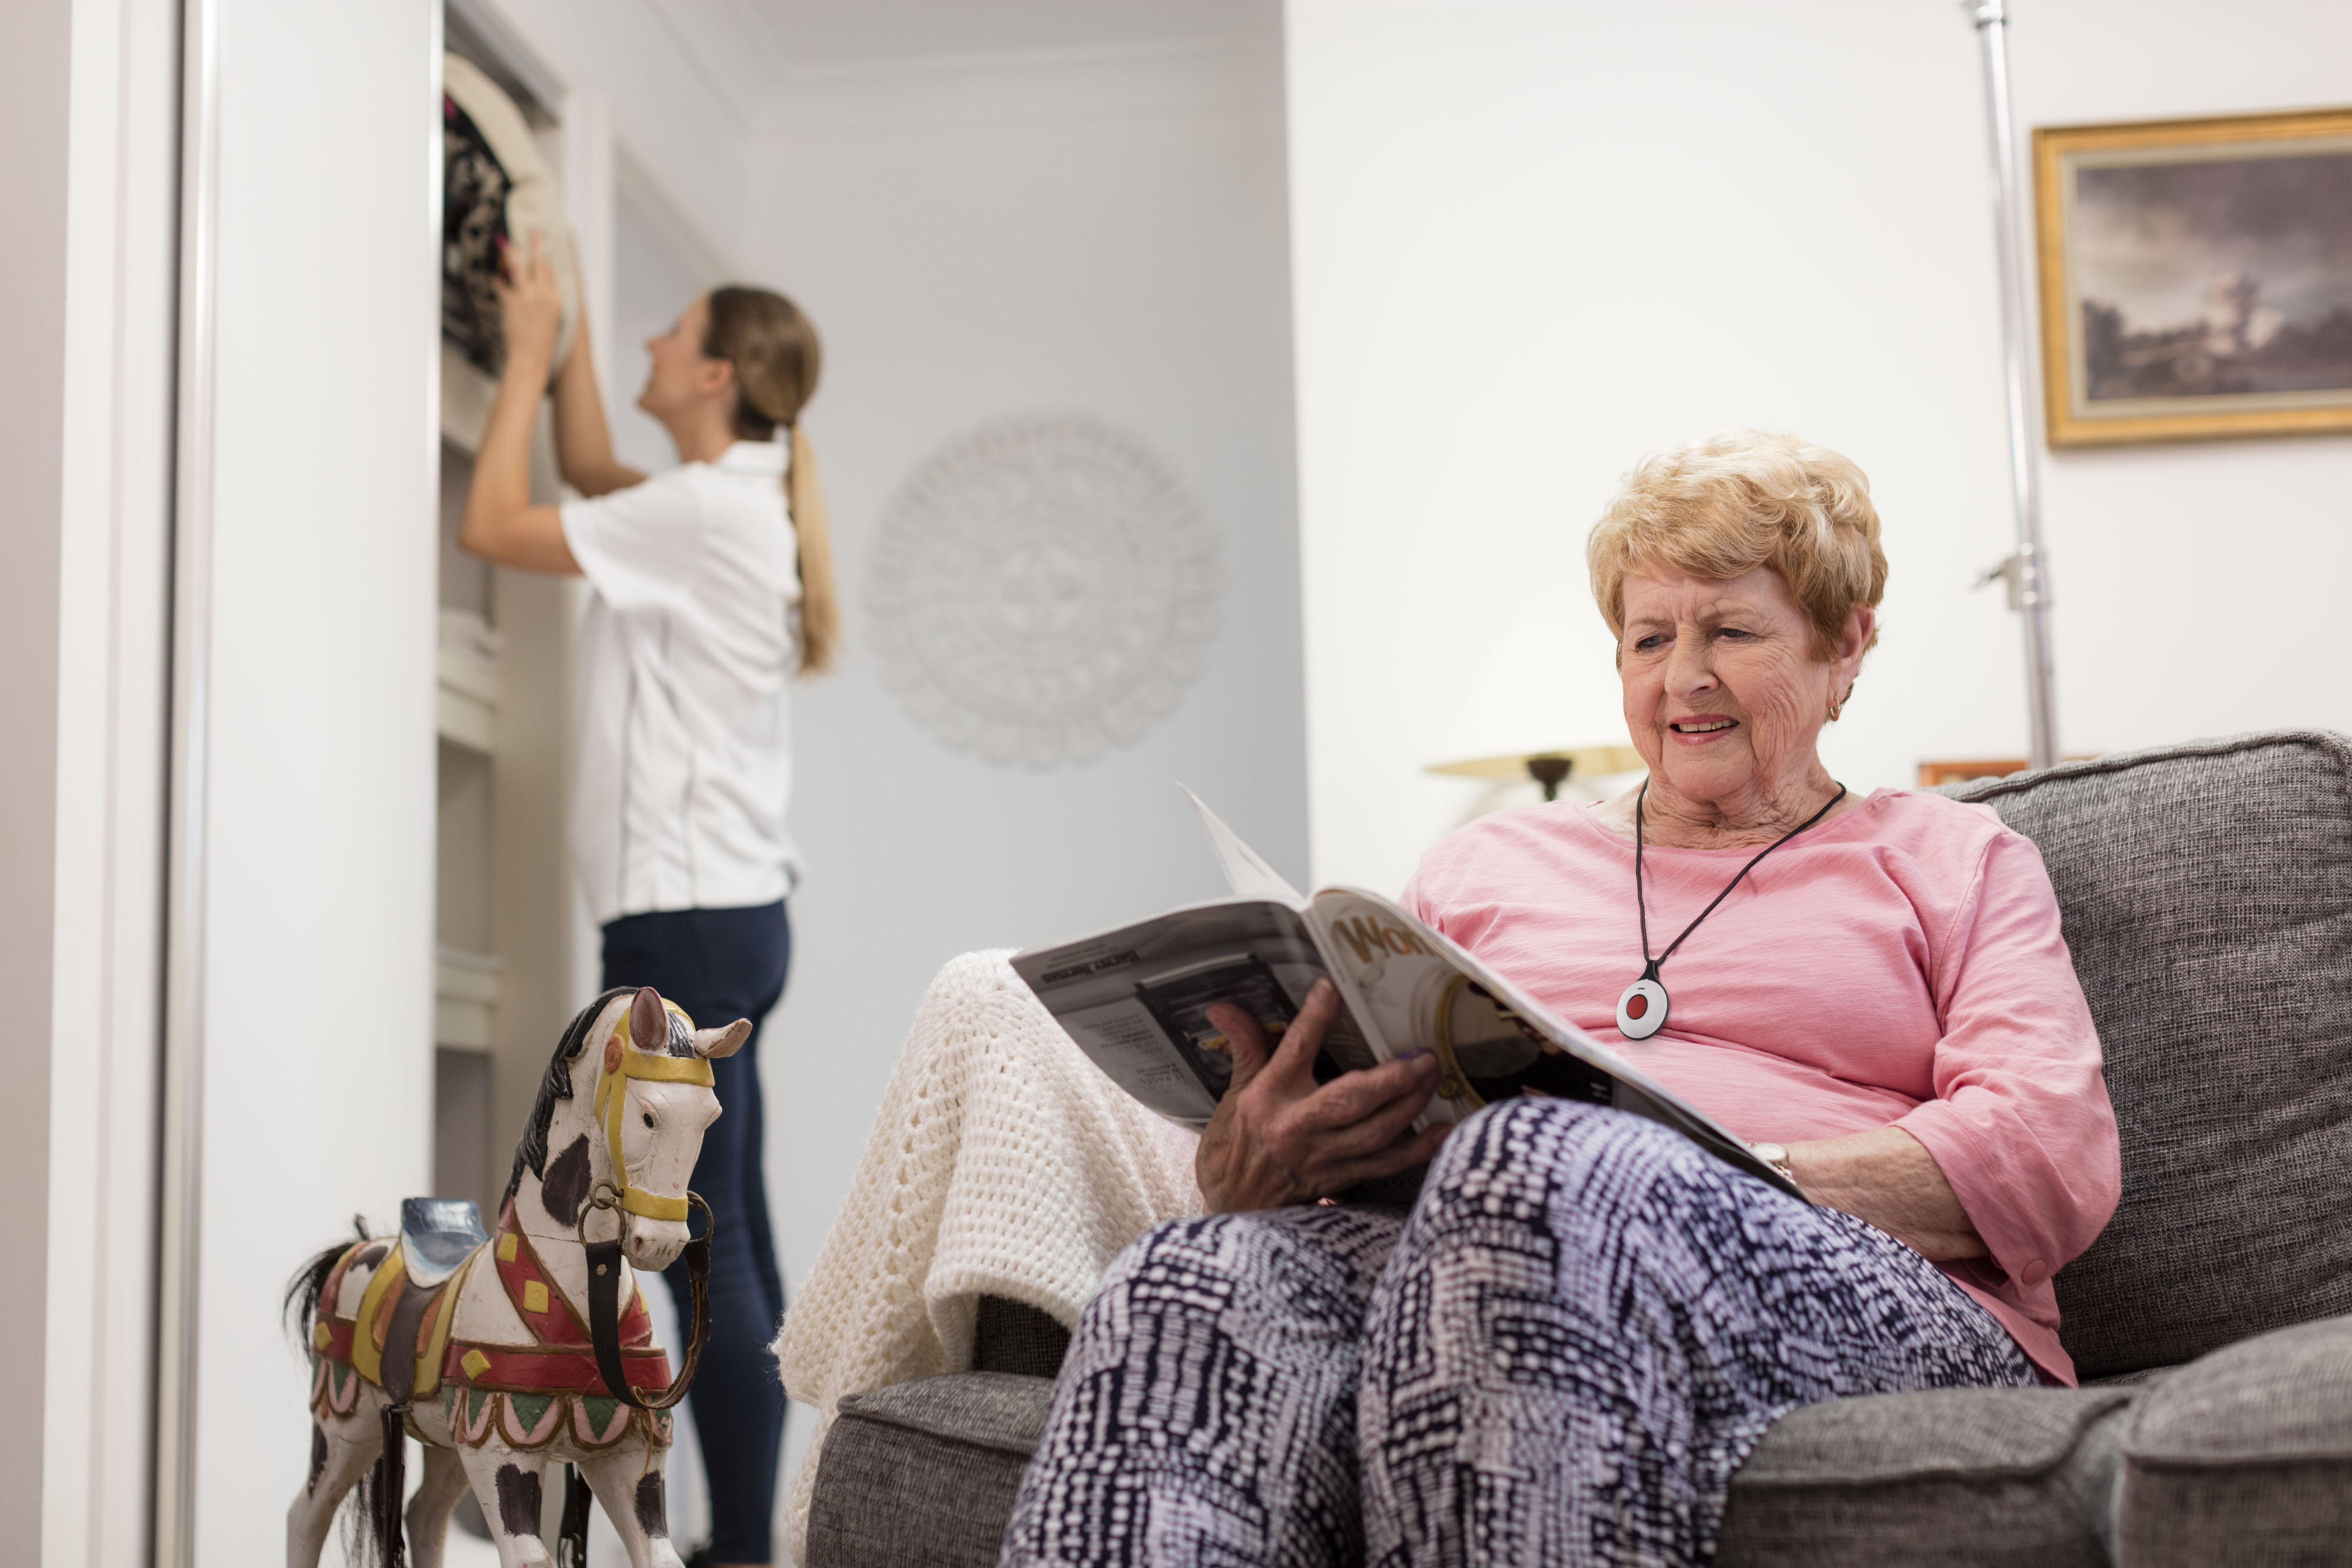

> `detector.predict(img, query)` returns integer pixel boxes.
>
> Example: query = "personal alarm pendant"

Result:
[1616,780,1849,1044]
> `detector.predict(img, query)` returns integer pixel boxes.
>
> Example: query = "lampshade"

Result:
[1424,617,1642,787]
[1425,745,1646,782]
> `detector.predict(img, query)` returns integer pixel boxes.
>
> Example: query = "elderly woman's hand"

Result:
[1786,1126,1989,1262]
[493,229,564,378]
[1195,978,1452,1213]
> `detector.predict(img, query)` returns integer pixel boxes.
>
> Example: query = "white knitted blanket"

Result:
[773,949,1202,1563]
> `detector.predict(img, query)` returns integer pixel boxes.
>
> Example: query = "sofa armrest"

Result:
[1719,1385,2136,1567]
[2117,1311,2352,1567]
[806,1370,1056,1568]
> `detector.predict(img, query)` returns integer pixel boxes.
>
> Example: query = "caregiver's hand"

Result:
[494,229,564,376]
[1196,978,1451,1213]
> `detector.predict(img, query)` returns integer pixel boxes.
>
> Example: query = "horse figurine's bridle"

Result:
[574,1027,720,1411]
[592,1040,714,1220]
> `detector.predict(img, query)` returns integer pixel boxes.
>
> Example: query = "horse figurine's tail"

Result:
[282,1216,368,1348]
[285,1219,412,1568]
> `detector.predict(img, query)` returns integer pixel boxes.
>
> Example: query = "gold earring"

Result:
[1827,698,1842,723]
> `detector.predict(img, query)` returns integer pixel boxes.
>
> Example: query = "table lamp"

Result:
[1424,619,1643,802]
[1426,744,1646,801]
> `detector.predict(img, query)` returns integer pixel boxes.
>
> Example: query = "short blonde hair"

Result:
[1587,429,1887,661]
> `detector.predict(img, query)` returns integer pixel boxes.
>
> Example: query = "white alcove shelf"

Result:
[434,944,505,1050]
[440,340,498,456]
[437,621,500,753]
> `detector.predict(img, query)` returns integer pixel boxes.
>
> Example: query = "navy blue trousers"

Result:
[603,900,791,1563]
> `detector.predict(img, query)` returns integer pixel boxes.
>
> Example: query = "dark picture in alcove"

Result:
[2035,109,2352,446]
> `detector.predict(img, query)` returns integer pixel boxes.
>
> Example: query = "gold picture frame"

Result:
[2034,106,2352,447]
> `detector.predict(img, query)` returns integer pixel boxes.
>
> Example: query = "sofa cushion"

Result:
[805,1371,1053,1568]
[1949,730,2352,1379]
[1717,1386,2136,1567]
[2115,1311,2352,1568]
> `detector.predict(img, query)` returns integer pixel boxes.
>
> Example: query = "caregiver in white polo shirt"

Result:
[463,233,836,1568]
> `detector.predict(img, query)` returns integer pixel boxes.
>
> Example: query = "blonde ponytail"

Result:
[787,423,839,676]
[701,283,838,677]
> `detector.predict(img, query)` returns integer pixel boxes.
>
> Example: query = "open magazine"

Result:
[1009,789,1802,1201]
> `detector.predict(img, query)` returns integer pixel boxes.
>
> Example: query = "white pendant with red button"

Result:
[1616,977,1668,1041]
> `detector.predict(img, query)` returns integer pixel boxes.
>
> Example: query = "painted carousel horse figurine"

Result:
[285,985,750,1568]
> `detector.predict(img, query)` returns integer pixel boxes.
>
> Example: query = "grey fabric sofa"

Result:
[804,730,2352,1567]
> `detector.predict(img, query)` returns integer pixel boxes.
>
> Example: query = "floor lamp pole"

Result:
[1966,0,2060,771]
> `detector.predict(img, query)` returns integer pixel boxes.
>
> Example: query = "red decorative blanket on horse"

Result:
[309,1201,676,1453]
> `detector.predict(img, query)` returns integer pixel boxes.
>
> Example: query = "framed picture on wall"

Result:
[2034,106,2352,447]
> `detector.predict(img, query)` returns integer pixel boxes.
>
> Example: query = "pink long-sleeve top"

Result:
[1402,788,2121,1385]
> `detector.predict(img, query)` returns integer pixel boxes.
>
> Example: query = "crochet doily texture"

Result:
[864,414,1220,768]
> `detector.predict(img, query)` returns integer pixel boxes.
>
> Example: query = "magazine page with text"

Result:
[1009,897,1382,1131]
[1012,788,1800,1198]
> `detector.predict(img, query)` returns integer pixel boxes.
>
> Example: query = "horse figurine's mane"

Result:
[502,986,629,1211]
[500,985,702,1211]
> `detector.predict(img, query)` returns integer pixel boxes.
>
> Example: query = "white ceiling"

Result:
[628,0,1276,141]
[734,0,1272,70]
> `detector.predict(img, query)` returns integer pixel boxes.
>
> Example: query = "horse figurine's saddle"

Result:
[402,1196,488,1289]
[309,1196,490,1408]
[310,1191,692,1450]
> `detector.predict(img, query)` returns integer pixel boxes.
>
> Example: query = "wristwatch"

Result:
[1749,1142,1796,1183]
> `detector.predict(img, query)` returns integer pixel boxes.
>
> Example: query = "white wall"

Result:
[179,1,440,1557]
[745,21,1306,1506]
[2012,2,2352,757]
[1286,0,2352,895]
[608,180,722,473]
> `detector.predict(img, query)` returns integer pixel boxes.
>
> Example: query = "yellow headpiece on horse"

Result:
[592,995,714,1222]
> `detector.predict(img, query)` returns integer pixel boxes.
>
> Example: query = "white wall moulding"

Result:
[154,0,223,1554]
[749,0,1270,76]
[866,414,1221,768]
[762,34,1281,142]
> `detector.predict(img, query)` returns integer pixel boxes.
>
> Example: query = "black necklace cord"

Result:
[1634,780,1850,981]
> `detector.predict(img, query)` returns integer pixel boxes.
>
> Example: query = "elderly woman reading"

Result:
[999,430,2122,1567]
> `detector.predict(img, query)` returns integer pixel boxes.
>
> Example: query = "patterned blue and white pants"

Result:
[1001,1098,2036,1568]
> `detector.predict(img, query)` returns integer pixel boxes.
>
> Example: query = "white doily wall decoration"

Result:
[865,414,1220,768]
